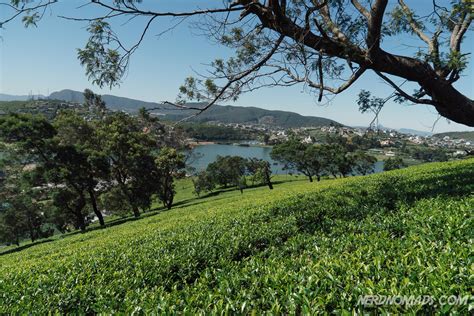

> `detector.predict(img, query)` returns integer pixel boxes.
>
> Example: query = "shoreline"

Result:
[188,141,271,148]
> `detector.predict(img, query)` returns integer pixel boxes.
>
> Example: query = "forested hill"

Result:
[48,89,341,128]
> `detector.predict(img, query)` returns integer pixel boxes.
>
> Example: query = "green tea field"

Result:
[1,159,473,314]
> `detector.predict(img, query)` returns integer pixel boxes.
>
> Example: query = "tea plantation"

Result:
[1,159,473,314]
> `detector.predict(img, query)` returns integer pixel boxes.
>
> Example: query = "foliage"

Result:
[271,137,325,182]
[193,156,274,195]
[180,123,259,142]
[350,150,377,175]
[96,112,157,217]
[154,147,186,209]
[246,158,273,189]
[410,146,448,162]
[192,171,216,197]
[384,157,407,171]
[206,155,248,188]
[0,108,187,240]
[3,1,474,125]
[0,177,49,245]
[0,159,472,313]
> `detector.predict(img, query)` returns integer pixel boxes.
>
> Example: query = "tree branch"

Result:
[158,34,285,119]
[375,71,435,105]
[366,0,388,51]
[350,0,370,20]
[398,0,431,45]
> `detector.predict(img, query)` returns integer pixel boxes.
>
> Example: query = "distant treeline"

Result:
[179,123,262,141]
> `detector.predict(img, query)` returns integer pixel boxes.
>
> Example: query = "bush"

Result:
[0,159,473,314]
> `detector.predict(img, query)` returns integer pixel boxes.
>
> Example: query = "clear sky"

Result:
[0,0,473,133]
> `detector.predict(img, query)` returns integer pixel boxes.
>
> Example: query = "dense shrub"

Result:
[0,159,472,313]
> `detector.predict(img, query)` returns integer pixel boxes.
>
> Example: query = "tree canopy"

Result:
[1,0,473,126]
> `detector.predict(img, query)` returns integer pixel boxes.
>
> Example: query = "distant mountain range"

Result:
[0,93,45,102]
[2,90,471,135]
[47,89,340,128]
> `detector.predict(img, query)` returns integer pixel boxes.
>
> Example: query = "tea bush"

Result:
[0,159,473,313]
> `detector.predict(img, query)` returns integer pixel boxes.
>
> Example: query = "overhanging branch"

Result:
[375,71,435,105]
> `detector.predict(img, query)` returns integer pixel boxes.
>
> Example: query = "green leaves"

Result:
[78,20,125,89]
[0,159,473,313]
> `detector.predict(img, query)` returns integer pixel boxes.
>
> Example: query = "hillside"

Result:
[1,159,473,314]
[48,89,340,128]
[0,100,37,112]
[433,131,474,142]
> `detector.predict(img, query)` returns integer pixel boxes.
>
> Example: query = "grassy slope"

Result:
[0,160,473,313]
[0,174,305,254]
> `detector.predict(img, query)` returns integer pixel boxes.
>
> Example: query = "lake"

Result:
[188,144,384,175]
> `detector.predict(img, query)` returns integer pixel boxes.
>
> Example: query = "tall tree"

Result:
[271,138,325,182]
[0,113,95,232]
[321,143,356,178]
[153,147,186,210]
[97,112,157,217]
[53,110,109,227]
[350,150,377,175]
[3,1,473,126]
[0,174,49,245]
[383,157,407,171]
[83,89,107,117]
[246,158,274,189]
[192,171,216,197]
[207,155,248,188]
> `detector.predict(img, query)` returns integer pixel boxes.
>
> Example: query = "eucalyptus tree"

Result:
[2,0,473,126]
[207,155,248,188]
[97,112,157,217]
[0,172,49,245]
[246,158,274,189]
[271,138,326,182]
[350,150,377,175]
[0,113,97,232]
[53,110,109,226]
[153,147,186,210]
[192,171,216,197]
[383,156,407,171]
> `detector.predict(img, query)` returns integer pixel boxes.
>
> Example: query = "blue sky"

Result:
[0,0,473,132]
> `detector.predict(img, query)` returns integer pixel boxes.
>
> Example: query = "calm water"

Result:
[189,144,384,175]
[189,144,286,174]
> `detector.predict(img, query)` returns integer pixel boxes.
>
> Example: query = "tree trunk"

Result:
[74,192,87,232]
[317,175,321,182]
[264,170,273,189]
[88,188,105,226]
[27,218,35,242]
[373,51,474,127]
[308,174,313,182]
[120,184,140,218]
[132,205,140,218]
[166,197,173,210]
[29,228,35,242]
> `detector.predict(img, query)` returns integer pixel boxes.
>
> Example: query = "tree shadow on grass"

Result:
[0,176,319,256]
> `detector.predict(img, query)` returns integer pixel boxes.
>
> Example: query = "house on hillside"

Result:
[302,136,313,144]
